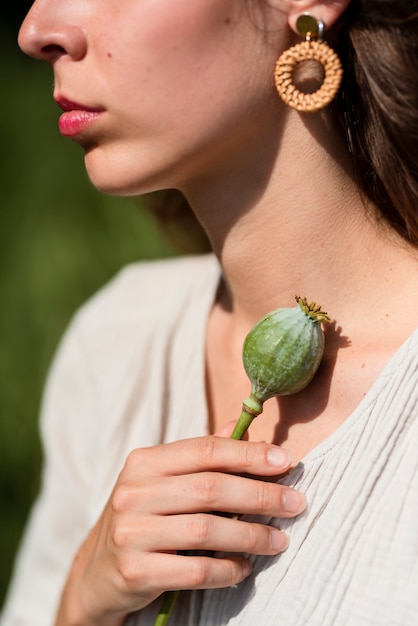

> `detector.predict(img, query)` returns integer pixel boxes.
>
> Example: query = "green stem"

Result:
[230,408,257,440]
[154,395,264,626]
[231,396,263,440]
[153,590,180,626]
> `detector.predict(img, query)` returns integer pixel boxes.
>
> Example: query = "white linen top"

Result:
[1,253,418,626]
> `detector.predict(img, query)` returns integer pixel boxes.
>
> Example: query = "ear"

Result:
[287,0,351,34]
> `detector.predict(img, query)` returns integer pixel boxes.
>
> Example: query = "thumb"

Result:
[214,420,249,440]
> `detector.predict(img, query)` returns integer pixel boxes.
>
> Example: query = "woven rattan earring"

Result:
[274,13,343,112]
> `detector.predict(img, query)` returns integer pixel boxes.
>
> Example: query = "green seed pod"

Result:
[231,296,329,440]
[244,296,329,401]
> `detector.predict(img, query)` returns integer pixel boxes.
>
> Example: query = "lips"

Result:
[56,96,103,114]
[55,96,104,137]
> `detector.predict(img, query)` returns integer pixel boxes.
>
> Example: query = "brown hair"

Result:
[335,0,418,244]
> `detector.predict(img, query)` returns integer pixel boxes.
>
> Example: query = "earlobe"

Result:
[287,0,351,34]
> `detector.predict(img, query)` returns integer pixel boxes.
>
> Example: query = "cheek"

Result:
[100,1,265,96]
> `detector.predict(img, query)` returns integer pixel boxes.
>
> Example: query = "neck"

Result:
[182,109,418,345]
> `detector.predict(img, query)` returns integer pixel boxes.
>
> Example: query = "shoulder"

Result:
[46,253,220,396]
[73,252,219,335]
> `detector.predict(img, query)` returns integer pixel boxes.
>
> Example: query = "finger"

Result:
[124,436,292,478]
[132,472,305,518]
[130,513,289,555]
[123,552,252,596]
[150,472,306,518]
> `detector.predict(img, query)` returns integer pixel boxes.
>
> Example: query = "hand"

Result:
[55,434,306,626]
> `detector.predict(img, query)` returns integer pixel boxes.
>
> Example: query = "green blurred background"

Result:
[0,4,201,606]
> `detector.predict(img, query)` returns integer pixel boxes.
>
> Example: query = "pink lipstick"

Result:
[56,97,104,137]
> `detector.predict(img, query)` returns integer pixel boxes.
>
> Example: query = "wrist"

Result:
[54,555,127,626]
[55,585,126,626]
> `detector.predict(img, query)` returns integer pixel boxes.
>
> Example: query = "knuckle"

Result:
[110,482,134,514]
[232,440,267,470]
[255,481,274,511]
[195,436,218,463]
[244,522,261,552]
[186,514,213,546]
[110,520,131,550]
[117,556,144,590]
[239,443,260,467]
[224,559,244,586]
[124,447,147,471]
[192,473,220,507]
[188,557,211,587]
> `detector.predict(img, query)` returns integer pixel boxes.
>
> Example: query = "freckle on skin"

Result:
[225,17,231,25]
[107,52,112,58]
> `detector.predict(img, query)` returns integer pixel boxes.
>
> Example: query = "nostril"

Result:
[41,44,66,57]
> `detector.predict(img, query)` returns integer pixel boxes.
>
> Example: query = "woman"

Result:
[2,0,418,624]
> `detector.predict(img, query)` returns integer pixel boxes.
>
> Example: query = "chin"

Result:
[83,146,173,197]
[87,175,139,197]
[84,160,152,198]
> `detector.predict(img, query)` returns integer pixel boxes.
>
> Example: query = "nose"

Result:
[18,0,87,64]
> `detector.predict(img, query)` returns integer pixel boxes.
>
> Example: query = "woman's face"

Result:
[19,0,287,196]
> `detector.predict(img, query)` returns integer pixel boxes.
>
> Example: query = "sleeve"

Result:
[0,314,98,626]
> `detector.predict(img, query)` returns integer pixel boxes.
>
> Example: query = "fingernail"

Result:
[282,489,307,514]
[270,529,289,552]
[267,447,291,468]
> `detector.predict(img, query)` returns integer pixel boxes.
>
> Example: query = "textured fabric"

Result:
[2,253,418,626]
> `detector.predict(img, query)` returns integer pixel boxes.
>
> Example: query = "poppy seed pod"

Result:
[231,296,329,440]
